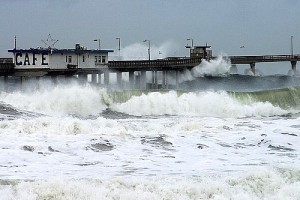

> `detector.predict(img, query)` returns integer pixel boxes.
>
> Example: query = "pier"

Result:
[1,44,300,91]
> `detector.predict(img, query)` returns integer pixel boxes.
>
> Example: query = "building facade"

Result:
[8,44,113,70]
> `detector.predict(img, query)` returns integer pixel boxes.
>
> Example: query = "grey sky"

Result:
[1,0,299,59]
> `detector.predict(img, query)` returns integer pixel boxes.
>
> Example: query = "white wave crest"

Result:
[0,84,108,117]
[112,91,287,117]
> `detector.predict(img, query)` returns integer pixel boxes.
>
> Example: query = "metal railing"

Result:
[108,57,203,68]
[229,54,300,64]
[0,58,13,64]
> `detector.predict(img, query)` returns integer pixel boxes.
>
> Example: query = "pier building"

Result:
[7,44,113,75]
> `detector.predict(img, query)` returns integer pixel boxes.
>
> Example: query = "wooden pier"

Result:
[1,45,300,91]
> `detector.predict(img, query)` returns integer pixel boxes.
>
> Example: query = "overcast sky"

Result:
[1,0,299,59]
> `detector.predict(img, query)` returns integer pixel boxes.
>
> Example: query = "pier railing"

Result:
[108,57,203,69]
[229,54,300,64]
[0,58,14,73]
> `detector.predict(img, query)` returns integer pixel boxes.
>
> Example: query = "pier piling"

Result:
[291,61,297,71]
[129,71,134,88]
[250,63,256,75]
[117,71,122,88]
[3,76,8,92]
[140,71,146,89]
[91,73,97,84]
[104,71,109,86]
[175,71,179,89]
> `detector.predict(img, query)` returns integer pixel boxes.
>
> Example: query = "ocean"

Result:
[0,74,300,200]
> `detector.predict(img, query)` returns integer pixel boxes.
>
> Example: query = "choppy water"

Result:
[0,76,300,199]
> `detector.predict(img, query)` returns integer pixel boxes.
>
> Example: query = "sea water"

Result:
[0,78,300,200]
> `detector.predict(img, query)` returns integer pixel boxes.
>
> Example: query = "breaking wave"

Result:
[1,84,300,118]
[112,90,287,117]
[0,84,108,117]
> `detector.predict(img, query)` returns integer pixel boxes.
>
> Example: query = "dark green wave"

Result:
[231,87,300,109]
[106,87,300,110]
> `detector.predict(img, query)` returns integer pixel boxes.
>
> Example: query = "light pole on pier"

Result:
[93,39,101,50]
[291,36,294,56]
[116,37,121,56]
[143,39,151,61]
[14,35,17,50]
[186,38,194,48]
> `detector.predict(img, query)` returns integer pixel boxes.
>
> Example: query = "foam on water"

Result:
[0,168,299,200]
[0,116,123,136]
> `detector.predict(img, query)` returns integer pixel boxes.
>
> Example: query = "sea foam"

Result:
[0,168,299,200]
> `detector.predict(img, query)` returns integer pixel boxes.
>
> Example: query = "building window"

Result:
[94,55,105,64]
[68,56,72,63]
[66,56,68,63]
[102,56,106,63]
[82,55,85,62]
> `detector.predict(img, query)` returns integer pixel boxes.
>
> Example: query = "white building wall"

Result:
[49,54,68,69]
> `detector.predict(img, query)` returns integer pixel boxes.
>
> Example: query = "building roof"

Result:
[193,46,211,48]
[8,48,114,54]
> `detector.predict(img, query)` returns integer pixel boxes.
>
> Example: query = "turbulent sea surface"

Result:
[0,75,300,200]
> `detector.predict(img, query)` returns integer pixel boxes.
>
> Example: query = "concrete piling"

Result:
[250,63,256,75]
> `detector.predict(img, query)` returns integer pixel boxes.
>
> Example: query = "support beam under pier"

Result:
[162,71,169,89]
[175,71,179,89]
[154,71,158,89]
[91,73,97,84]
[162,71,166,89]
[78,74,87,84]
[20,76,25,91]
[3,76,8,92]
[250,63,256,75]
[151,71,155,89]
[166,71,169,89]
[117,72,122,88]
[291,61,297,71]
[104,71,110,86]
[140,71,146,89]
[129,71,134,88]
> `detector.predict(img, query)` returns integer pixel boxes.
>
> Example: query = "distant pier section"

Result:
[1,44,300,90]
